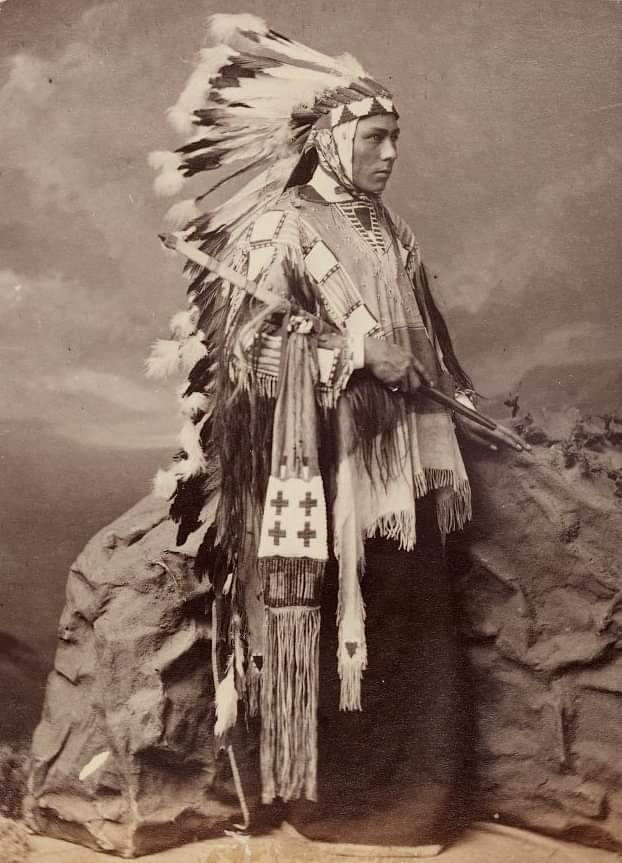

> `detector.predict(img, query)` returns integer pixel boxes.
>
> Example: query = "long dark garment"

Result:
[225,496,472,845]
[289,496,471,845]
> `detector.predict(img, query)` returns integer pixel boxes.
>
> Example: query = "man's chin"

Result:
[371,174,391,193]
[357,179,389,196]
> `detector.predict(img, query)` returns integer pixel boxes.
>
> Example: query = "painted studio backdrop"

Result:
[1,0,621,800]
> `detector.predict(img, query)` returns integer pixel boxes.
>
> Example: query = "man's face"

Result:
[351,113,400,195]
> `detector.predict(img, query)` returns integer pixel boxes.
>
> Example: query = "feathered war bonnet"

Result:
[149,13,398,244]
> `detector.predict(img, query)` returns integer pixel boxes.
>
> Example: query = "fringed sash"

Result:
[257,331,327,803]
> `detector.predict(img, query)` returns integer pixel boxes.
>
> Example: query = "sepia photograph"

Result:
[1,1,621,861]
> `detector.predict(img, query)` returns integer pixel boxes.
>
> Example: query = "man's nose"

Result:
[380,138,398,162]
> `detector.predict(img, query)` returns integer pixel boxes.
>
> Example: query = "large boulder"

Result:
[25,422,622,855]
[456,425,622,850]
[24,496,238,858]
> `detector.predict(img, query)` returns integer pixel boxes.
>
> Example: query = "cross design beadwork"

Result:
[270,490,289,515]
[268,521,287,546]
[299,492,318,517]
[297,521,316,548]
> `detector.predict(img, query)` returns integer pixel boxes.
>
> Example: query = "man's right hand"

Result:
[363,337,431,388]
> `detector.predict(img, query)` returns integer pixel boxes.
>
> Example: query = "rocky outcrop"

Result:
[24,497,238,858]
[457,431,622,850]
[25,424,622,855]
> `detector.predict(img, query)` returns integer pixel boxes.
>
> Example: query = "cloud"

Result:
[0,264,181,448]
[0,53,54,108]
[40,368,172,414]
[0,267,151,353]
[54,416,179,451]
[35,366,180,450]
[0,356,179,450]
[452,297,622,397]
[435,143,622,314]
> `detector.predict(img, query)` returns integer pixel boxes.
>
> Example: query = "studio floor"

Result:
[25,821,621,863]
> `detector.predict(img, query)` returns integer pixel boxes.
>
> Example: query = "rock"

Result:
[24,496,238,858]
[524,631,615,673]
[0,816,30,863]
[26,429,622,855]
[0,744,30,819]
[457,436,622,851]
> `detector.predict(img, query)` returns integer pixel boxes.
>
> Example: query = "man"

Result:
[149,13,510,854]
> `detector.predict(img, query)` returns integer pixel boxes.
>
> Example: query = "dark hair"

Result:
[284,147,319,190]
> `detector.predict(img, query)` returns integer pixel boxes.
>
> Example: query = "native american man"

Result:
[149,13,522,854]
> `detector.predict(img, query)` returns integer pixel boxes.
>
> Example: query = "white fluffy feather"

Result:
[207,13,267,45]
[335,52,368,77]
[176,44,233,114]
[165,198,201,227]
[169,308,198,339]
[154,169,186,198]
[180,332,207,370]
[179,390,210,418]
[145,339,181,378]
[147,150,181,171]
[166,104,195,136]
[152,468,179,500]
[214,661,238,737]
[149,150,185,196]
[178,415,207,476]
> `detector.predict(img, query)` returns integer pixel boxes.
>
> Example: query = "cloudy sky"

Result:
[1,0,621,451]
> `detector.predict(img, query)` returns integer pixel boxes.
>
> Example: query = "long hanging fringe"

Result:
[260,605,321,804]
[363,509,417,551]
[424,467,458,490]
[423,468,472,534]
[337,570,367,711]
[360,469,472,545]
[436,480,472,534]
[246,656,263,718]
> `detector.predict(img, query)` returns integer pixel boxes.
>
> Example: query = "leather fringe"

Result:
[339,646,367,711]
[364,508,417,551]
[260,605,321,804]
[424,467,458,490]
[235,364,279,399]
[337,567,367,712]
[246,656,262,718]
[436,480,472,534]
